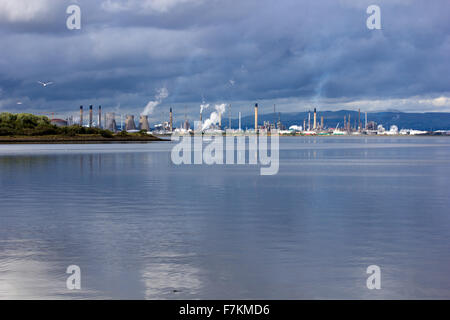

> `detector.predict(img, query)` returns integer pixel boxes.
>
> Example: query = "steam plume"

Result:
[202,103,226,131]
[200,103,209,114]
[142,87,169,116]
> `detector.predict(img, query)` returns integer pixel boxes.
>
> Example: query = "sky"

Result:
[0,0,449,122]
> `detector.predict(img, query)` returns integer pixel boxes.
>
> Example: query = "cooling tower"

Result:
[89,105,93,128]
[139,115,150,131]
[254,103,258,131]
[105,112,116,132]
[79,106,83,126]
[125,115,137,131]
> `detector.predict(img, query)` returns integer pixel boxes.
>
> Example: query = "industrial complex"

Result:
[49,104,450,137]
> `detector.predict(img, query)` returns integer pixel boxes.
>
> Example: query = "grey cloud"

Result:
[0,0,449,120]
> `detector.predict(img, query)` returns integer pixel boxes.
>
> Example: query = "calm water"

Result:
[0,137,450,299]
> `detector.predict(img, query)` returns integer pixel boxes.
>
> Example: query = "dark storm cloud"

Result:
[0,0,449,119]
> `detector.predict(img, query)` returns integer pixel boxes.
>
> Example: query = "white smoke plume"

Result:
[142,87,169,116]
[215,103,226,115]
[200,103,209,114]
[202,103,226,131]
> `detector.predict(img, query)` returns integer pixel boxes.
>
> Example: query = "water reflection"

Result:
[0,138,450,299]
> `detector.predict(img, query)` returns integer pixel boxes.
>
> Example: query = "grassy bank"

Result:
[0,112,163,143]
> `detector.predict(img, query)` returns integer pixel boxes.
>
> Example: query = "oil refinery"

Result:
[50,104,450,137]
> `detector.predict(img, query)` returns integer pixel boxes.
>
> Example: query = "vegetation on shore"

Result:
[0,112,161,143]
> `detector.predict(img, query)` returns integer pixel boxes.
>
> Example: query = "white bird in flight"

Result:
[37,81,53,87]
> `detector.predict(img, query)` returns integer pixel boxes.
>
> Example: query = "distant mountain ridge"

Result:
[230,110,450,131]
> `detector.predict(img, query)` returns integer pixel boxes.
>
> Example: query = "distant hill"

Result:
[230,110,450,131]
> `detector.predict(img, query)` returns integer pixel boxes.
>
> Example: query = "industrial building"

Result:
[139,115,150,131]
[105,112,117,132]
[50,118,68,127]
[53,104,444,136]
[125,115,137,131]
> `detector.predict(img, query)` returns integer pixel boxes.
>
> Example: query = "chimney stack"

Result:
[308,111,311,130]
[169,107,173,132]
[80,106,83,126]
[358,108,361,131]
[98,106,102,128]
[254,103,258,132]
[313,108,317,130]
[239,111,241,131]
[365,112,368,129]
[228,104,231,129]
[89,105,93,128]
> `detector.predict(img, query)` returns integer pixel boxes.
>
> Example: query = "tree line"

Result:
[0,113,114,137]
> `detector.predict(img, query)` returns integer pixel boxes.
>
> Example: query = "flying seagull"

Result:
[37,81,53,87]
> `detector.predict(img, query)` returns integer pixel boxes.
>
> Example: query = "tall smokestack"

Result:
[239,112,241,131]
[80,106,83,126]
[98,106,102,128]
[308,112,311,130]
[358,108,361,131]
[229,104,231,129]
[169,107,173,132]
[89,105,93,128]
[365,112,368,129]
[303,119,306,131]
[313,108,317,130]
[219,112,222,129]
[274,104,277,128]
[254,103,258,132]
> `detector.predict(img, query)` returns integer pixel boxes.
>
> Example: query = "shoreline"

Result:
[0,134,446,144]
[0,134,165,144]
